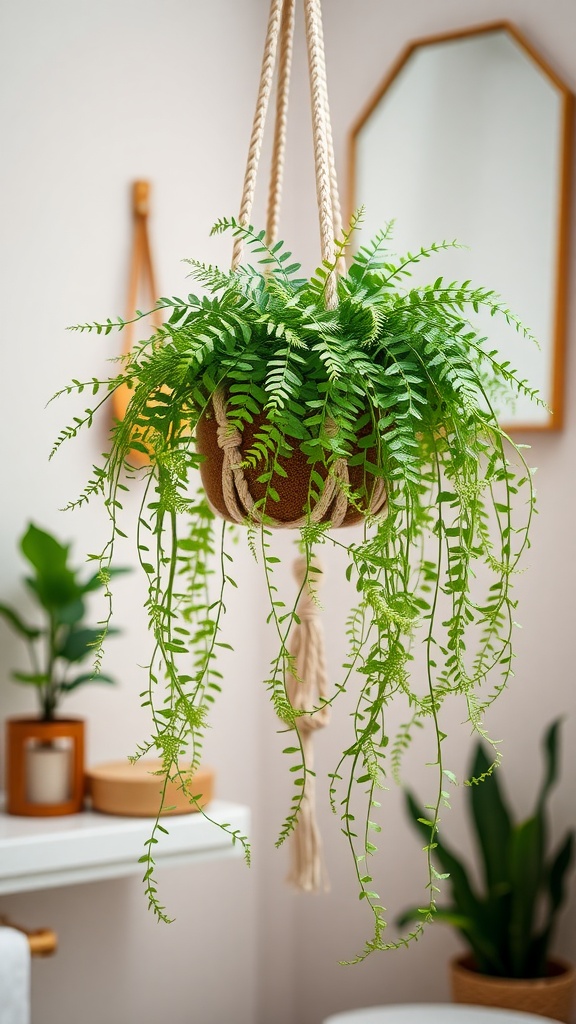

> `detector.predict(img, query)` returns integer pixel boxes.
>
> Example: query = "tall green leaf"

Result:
[508,816,544,976]
[0,603,41,641]
[405,791,504,972]
[469,743,512,892]
[536,719,562,814]
[527,830,575,977]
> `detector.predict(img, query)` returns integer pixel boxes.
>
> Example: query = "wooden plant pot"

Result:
[6,717,85,816]
[450,954,576,1022]
[196,402,383,528]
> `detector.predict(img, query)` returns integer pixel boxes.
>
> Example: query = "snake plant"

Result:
[401,719,574,977]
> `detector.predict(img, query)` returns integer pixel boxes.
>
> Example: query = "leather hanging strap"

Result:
[112,180,162,465]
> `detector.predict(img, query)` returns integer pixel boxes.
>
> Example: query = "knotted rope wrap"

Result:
[286,556,331,891]
[211,387,388,529]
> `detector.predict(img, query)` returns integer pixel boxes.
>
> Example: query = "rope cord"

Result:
[286,556,331,891]
[233,0,342,297]
[313,5,345,274]
[232,0,284,270]
[266,0,296,247]
[303,0,338,308]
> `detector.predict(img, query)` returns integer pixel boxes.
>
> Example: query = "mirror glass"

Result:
[350,24,572,430]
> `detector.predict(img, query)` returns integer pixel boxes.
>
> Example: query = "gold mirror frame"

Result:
[348,21,573,431]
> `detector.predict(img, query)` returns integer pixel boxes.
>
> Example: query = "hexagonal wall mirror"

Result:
[349,22,573,430]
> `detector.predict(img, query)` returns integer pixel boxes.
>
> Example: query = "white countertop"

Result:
[0,799,250,894]
[324,1006,558,1024]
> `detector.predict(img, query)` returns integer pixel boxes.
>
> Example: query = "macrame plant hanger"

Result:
[212,0,387,892]
[112,180,162,465]
[210,0,386,530]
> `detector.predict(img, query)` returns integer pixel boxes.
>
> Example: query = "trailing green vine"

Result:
[52,214,538,958]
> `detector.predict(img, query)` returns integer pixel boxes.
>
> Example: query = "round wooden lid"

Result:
[86,760,214,817]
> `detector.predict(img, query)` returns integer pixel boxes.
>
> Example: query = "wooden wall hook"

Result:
[132,180,150,216]
[111,179,162,465]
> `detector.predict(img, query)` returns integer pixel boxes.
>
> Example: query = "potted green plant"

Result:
[1,523,124,815]
[401,719,575,1021]
[50,211,541,952]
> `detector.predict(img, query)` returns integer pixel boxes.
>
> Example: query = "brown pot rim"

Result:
[6,716,85,726]
[451,953,575,985]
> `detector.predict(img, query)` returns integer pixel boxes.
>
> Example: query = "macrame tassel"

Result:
[286,555,330,892]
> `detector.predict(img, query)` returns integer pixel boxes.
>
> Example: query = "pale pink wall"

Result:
[1,2,575,1023]
[0,2,267,1022]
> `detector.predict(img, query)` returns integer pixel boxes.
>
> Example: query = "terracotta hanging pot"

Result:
[5,717,85,816]
[195,397,387,528]
[450,954,576,1023]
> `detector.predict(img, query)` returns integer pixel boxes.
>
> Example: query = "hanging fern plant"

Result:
[50,0,542,964]
[52,213,539,960]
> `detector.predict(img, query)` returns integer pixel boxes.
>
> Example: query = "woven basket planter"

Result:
[196,399,386,528]
[450,954,576,1022]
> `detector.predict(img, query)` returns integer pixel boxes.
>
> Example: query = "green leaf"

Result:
[405,791,503,972]
[469,743,512,893]
[536,718,562,814]
[508,816,543,976]
[53,597,86,626]
[21,523,83,612]
[12,671,50,687]
[397,905,471,930]
[547,830,574,913]
[61,672,115,692]
[57,627,115,664]
[81,566,131,593]
[527,830,574,976]
[0,603,41,641]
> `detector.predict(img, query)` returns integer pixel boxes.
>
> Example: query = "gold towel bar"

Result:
[0,917,57,957]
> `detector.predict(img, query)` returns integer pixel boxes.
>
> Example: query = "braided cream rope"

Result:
[303,0,338,309]
[266,0,296,246]
[286,556,331,891]
[312,5,346,276]
[232,0,284,270]
[233,0,342,299]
